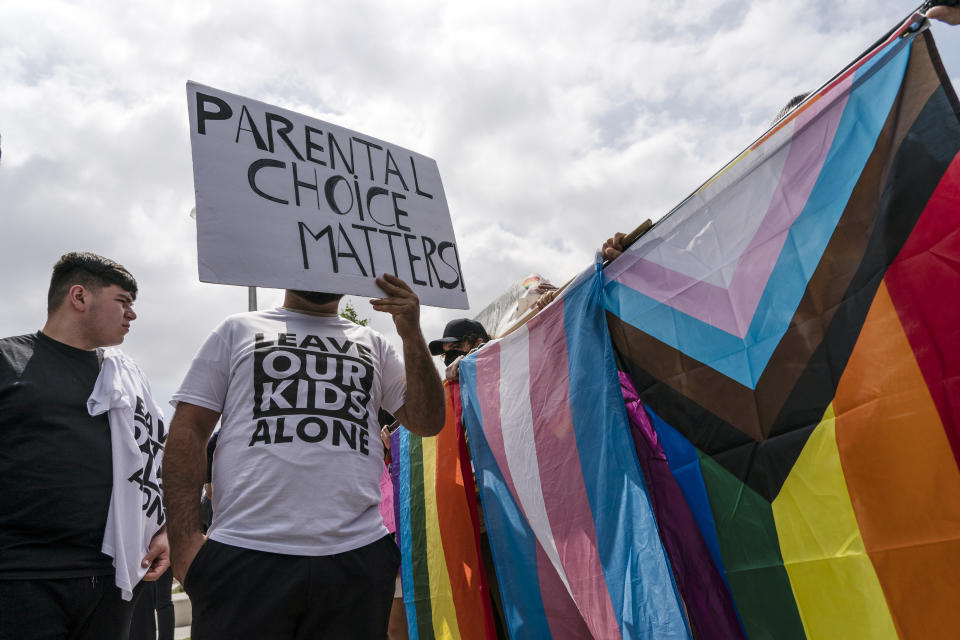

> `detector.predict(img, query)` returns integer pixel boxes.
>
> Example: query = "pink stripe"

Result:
[527,302,622,638]
[475,343,525,514]
[536,539,593,640]
[615,73,854,338]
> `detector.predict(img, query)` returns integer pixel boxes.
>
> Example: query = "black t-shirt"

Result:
[0,332,115,578]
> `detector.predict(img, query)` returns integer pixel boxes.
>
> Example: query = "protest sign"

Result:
[186,81,468,309]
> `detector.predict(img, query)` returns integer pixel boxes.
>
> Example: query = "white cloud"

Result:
[1,0,957,406]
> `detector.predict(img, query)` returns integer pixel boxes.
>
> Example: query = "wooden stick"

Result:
[620,218,654,252]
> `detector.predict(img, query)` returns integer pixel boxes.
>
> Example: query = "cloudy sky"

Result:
[2,0,958,407]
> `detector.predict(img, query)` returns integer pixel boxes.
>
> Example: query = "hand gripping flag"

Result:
[603,17,960,640]
[459,266,691,640]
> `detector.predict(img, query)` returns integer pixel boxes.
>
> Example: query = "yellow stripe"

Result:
[771,404,897,639]
[422,435,462,640]
[696,148,753,194]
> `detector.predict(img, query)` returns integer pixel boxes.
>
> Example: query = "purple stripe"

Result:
[614,74,853,337]
[619,373,745,640]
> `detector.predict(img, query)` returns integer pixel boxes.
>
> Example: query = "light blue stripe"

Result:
[395,429,420,640]
[564,267,691,639]
[602,37,912,388]
[459,357,554,639]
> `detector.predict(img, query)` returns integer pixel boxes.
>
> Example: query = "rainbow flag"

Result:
[391,383,497,640]
[603,17,960,640]
[459,267,691,639]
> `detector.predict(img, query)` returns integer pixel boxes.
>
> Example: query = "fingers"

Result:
[927,6,960,25]
[601,232,626,260]
[140,535,170,581]
[375,273,414,296]
[372,275,419,309]
[445,356,463,382]
[142,555,170,581]
[141,547,160,568]
[371,274,421,328]
[535,289,558,310]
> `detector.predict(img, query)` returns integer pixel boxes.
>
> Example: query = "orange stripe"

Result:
[834,282,960,639]
[752,20,907,150]
[435,383,488,639]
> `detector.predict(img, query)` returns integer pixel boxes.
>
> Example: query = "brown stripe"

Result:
[610,35,940,445]
[757,35,940,438]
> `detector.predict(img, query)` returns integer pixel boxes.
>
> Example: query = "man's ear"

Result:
[66,284,88,311]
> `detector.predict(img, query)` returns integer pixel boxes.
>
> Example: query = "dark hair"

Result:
[460,333,484,347]
[772,92,811,125]
[289,290,344,306]
[47,252,138,313]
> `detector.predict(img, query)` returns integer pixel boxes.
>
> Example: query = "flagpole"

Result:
[192,207,259,312]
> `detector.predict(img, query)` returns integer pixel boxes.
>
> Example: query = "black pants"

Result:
[129,568,174,640]
[185,536,400,640]
[0,575,136,640]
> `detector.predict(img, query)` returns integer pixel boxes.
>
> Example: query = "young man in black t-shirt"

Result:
[0,252,169,639]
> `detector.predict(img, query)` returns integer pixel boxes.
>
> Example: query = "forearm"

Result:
[162,408,214,546]
[399,331,445,436]
[370,272,445,436]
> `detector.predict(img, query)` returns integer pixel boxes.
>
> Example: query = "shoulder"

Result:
[342,322,393,347]
[0,332,38,348]
[202,310,276,343]
[0,334,41,379]
[0,333,40,359]
[101,347,147,376]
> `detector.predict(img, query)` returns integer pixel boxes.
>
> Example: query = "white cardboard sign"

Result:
[186,81,468,309]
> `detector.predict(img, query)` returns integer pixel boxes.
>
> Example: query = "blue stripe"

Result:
[459,357,554,639]
[395,429,420,640]
[564,267,691,639]
[646,406,746,634]
[646,409,725,573]
[602,37,912,388]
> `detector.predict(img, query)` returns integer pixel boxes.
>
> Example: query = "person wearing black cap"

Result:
[428,318,490,381]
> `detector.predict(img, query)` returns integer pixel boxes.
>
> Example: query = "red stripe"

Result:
[885,151,960,469]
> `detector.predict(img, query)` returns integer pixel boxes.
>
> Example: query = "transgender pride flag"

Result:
[459,266,690,639]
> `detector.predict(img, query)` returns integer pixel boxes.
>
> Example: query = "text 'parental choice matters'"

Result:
[186,81,468,309]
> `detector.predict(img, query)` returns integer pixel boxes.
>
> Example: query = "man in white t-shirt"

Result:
[163,274,444,640]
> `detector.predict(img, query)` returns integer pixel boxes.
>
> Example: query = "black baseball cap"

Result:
[428,319,490,356]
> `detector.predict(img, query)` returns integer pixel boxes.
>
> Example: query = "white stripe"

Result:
[497,325,574,598]
[603,117,797,288]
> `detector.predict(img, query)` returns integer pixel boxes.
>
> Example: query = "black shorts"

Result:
[185,536,400,640]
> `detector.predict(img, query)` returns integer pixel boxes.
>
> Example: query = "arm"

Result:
[371,273,445,437]
[161,402,220,582]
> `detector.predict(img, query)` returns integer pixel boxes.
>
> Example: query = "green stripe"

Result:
[408,434,435,638]
[698,451,806,640]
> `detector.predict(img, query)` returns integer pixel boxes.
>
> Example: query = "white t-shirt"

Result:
[87,349,165,601]
[172,308,406,556]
